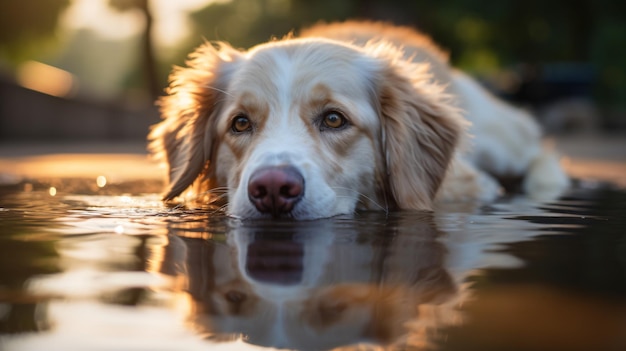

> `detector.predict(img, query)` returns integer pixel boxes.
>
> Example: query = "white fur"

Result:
[447,70,570,200]
[217,41,383,219]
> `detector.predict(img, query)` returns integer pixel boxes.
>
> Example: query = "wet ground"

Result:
[0,135,625,351]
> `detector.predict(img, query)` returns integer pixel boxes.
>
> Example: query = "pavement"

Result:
[0,133,625,186]
[554,133,626,187]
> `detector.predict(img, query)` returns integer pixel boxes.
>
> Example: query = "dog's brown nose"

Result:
[248,166,304,216]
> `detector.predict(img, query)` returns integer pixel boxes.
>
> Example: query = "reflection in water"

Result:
[0,179,626,350]
[161,214,460,350]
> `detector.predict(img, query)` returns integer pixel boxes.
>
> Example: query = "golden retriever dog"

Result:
[149,21,570,219]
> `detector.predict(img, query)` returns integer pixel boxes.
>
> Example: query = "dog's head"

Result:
[149,37,462,219]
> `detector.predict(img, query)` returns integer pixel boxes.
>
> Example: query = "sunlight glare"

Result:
[96,176,107,188]
[49,187,57,197]
[151,0,224,47]
[61,0,222,48]
[16,61,76,98]
[61,0,144,40]
[114,225,125,234]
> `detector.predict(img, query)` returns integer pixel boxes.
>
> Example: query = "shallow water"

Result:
[0,176,625,351]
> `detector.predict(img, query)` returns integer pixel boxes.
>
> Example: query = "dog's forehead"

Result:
[230,40,377,98]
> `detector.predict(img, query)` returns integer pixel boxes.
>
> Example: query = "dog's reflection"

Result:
[161,214,459,350]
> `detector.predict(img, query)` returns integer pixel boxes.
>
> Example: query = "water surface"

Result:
[1,175,625,351]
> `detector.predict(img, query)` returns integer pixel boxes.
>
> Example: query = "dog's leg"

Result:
[451,71,569,200]
[436,157,502,203]
[522,144,570,201]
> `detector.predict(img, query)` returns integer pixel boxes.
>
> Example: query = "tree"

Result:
[109,0,160,100]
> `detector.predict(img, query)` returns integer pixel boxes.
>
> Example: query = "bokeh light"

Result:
[96,176,107,188]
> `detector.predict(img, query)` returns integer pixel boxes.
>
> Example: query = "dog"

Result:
[149,21,570,219]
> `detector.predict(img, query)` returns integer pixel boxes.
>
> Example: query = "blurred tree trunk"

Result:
[137,0,160,100]
[110,0,160,101]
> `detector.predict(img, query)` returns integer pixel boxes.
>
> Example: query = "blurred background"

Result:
[0,0,625,142]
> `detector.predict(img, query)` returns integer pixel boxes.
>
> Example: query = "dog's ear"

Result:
[149,42,241,200]
[372,46,464,210]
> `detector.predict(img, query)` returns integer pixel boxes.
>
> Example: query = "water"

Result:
[1,176,625,351]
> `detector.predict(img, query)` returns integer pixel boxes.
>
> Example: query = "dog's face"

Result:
[217,41,386,219]
[150,38,462,219]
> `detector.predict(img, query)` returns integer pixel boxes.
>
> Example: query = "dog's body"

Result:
[149,21,569,219]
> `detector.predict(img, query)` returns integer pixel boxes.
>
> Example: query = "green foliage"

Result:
[109,0,145,12]
[592,18,626,108]
[183,0,607,67]
[0,0,70,64]
[185,0,355,51]
[182,0,626,110]
[2,0,625,111]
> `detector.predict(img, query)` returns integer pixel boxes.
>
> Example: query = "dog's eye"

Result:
[321,111,347,130]
[231,114,252,133]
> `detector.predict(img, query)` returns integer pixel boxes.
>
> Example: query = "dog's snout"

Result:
[248,166,304,216]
